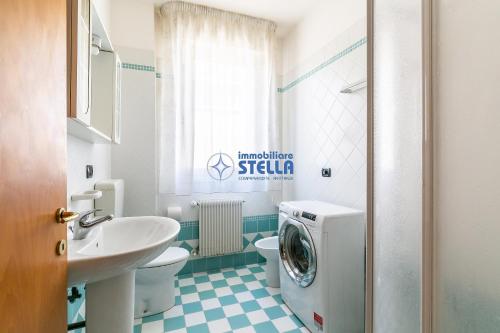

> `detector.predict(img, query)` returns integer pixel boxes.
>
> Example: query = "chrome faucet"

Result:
[71,209,114,240]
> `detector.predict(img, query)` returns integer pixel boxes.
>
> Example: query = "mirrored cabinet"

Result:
[68,0,121,144]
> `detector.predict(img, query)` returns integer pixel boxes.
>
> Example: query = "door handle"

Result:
[55,208,79,224]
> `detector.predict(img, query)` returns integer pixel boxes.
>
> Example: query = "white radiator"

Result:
[198,200,243,257]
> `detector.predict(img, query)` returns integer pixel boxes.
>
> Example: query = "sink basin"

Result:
[68,216,180,286]
[67,216,180,333]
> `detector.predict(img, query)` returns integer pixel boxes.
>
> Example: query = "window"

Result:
[155,2,279,194]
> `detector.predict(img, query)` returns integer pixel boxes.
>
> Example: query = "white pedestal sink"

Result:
[68,216,180,333]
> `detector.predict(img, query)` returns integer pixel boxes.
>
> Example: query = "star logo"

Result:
[206,152,234,181]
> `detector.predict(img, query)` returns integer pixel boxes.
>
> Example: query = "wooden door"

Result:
[0,0,68,332]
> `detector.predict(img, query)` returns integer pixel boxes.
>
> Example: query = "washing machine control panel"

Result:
[301,211,317,221]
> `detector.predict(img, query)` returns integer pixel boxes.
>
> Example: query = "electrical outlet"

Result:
[86,165,94,179]
[321,168,331,177]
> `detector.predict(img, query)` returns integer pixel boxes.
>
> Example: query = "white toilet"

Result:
[255,236,280,288]
[94,179,190,318]
[134,247,189,318]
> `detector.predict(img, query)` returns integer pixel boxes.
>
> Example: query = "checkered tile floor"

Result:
[134,263,308,333]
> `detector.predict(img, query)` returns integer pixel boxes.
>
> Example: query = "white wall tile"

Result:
[282,23,367,211]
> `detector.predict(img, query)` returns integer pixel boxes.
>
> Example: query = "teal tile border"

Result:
[121,61,161,77]
[155,38,366,87]
[121,62,156,72]
[176,214,278,275]
[176,220,198,241]
[177,214,279,241]
[179,251,265,276]
[278,37,367,94]
[181,220,199,227]
[68,214,279,322]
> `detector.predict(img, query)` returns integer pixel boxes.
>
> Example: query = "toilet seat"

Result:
[140,247,189,268]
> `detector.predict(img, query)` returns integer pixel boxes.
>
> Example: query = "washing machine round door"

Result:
[279,218,317,287]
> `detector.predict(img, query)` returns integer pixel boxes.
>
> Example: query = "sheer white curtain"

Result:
[155,1,280,195]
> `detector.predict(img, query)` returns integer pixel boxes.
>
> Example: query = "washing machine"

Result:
[279,201,365,333]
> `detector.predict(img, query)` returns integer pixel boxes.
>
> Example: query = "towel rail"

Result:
[340,80,367,93]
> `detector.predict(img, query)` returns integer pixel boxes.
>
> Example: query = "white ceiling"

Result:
[142,0,318,36]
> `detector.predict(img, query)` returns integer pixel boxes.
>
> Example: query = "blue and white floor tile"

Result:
[134,264,308,333]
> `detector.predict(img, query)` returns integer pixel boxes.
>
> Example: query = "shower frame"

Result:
[365,0,434,332]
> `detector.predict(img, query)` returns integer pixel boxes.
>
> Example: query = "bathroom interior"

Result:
[1,0,499,333]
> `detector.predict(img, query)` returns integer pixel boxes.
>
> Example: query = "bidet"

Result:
[255,236,280,287]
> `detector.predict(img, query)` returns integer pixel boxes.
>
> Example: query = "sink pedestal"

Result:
[86,271,136,333]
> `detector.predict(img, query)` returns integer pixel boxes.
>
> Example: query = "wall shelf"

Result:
[71,190,102,201]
